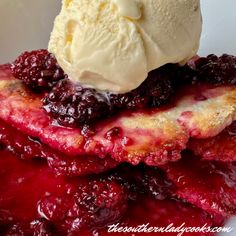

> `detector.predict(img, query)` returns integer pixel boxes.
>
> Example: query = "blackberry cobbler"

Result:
[0,51,235,235]
[0,0,236,235]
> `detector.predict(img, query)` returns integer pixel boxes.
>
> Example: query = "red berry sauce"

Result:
[162,151,236,217]
[0,151,225,236]
[0,151,66,235]
[1,52,235,235]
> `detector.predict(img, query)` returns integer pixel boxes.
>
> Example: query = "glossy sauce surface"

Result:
[0,150,224,235]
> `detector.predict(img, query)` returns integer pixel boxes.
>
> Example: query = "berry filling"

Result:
[162,151,236,217]
[42,54,236,127]
[1,51,236,235]
[113,197,224,236]
[38,178,129,232]
[43,78,113,127]
[194,54,236,85]
[43,65,175,127]
[0,151,66,235]
[0,151,225,235]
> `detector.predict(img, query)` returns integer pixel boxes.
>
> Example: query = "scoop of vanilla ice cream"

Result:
[49,0,202,93]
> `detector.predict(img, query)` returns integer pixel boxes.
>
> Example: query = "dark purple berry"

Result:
[43,79,112,127]
[195,54,236,85]
[11,50,66,90]
[43,65,175,127]
[110,65,175,109]
[42,54,236,128]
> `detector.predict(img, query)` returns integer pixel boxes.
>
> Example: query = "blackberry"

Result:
[43,65,175,127]
[11,50,66,90]
[110,65,175,109]
[195,54,236,85]
[107,164,175,201]
[43,79,112,127]
[38,178,128,231]
[142,67,174,107]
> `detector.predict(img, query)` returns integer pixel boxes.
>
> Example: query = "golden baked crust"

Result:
[0,75,235,165]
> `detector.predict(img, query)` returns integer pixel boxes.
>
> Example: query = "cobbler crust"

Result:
[0,74,235,165]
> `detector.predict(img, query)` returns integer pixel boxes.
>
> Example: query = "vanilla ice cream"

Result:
[49,0,202,93]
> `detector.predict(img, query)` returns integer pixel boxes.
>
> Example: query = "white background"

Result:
[0,0,236,235]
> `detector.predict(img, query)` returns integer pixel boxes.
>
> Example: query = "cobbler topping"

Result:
[11,50,66,90]
[1,65,236,166]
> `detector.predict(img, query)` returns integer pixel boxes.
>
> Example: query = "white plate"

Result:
[0,0,236,235]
